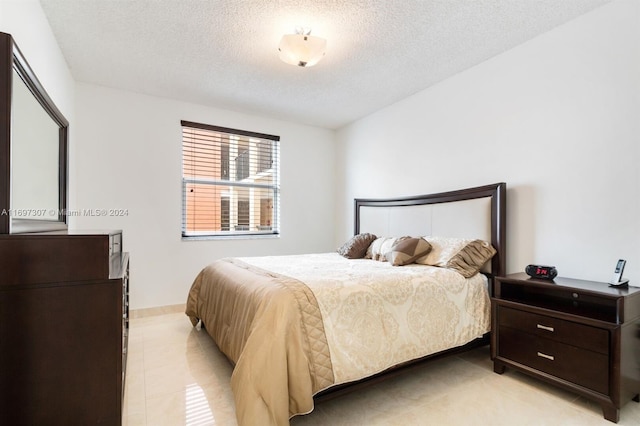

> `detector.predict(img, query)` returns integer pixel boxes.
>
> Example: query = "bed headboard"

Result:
[354,182,506,277]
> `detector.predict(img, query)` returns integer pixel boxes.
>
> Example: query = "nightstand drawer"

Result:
[498,326,609,394]
[498,306,609,355]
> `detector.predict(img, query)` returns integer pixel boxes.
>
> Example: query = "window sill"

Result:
[181,233,280,241]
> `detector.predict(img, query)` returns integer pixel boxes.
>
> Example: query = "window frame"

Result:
[181,120,280,240]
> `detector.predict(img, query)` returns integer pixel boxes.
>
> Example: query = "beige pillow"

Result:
[446,239,496,277]
[337,233,377,259]
[385,237,432,266]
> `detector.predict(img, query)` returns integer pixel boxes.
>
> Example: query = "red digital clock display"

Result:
[525,264,558,280]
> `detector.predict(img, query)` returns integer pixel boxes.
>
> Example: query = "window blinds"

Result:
[181,120,280,237]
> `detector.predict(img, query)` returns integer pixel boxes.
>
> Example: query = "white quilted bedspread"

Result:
[240,252,490,386]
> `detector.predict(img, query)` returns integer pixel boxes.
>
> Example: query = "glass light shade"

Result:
[278,34,327,67]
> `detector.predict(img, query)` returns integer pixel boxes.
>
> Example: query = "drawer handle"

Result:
[537,351,555,361]
[536,324,554,332]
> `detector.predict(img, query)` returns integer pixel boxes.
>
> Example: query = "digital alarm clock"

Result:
[525,264,558,280]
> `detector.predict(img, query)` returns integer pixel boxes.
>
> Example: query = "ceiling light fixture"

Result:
[278,27,326,68]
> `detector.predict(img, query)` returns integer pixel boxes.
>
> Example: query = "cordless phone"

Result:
[609,259,628,287]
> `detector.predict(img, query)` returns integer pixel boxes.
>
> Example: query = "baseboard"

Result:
[130,303,186,319]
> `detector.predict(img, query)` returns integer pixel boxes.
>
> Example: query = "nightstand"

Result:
[491,273,640,423]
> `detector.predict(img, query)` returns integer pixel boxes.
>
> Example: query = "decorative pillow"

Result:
[337,233,377,259]
[385,237,432,266]
[365,236,399,261]
[445,239,496,277]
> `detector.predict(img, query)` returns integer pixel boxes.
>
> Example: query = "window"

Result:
[181,120,280,238]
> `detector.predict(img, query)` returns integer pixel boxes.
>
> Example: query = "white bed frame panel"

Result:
[359,197,492,242]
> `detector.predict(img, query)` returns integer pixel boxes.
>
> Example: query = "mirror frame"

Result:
[0,32,69,234]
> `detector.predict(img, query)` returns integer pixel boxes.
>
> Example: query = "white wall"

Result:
[0,0,76,213]
[74,84,336,309]
[336,0,640,285]
[5,0,637,307]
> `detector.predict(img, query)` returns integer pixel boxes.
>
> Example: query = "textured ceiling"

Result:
[39,0,611,129]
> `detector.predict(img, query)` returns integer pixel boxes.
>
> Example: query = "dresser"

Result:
[491,273,640,423]
[0,230,129,425]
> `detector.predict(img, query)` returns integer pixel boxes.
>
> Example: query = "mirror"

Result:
[12,68,61,219]
[0,32,68,233]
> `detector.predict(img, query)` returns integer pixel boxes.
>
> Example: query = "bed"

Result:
[186,182,506,426]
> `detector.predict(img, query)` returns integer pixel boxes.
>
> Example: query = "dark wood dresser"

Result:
[491,273,640,423]
[0,230,129,425]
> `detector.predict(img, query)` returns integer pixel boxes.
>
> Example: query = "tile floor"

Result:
[123,306,640,425]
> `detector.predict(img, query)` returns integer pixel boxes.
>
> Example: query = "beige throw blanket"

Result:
[186,258,335,426]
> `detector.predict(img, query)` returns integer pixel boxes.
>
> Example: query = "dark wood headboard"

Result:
[354,182,506,278]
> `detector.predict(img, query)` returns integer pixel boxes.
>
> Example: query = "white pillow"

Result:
[365,236,400,261]
[415,236,474,266]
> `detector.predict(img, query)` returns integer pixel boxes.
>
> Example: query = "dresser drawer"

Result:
[498,306,609,355]
[498,326,609,394]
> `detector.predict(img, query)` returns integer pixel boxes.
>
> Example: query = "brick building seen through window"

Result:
[181,121,280,238]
